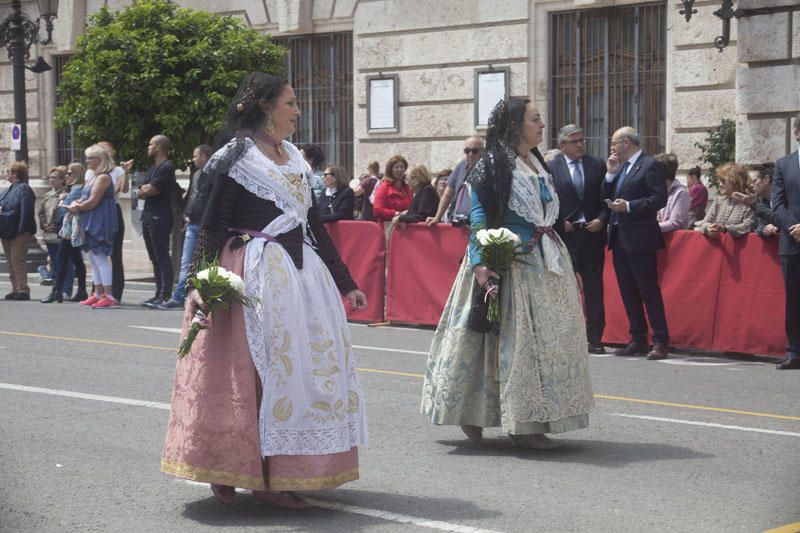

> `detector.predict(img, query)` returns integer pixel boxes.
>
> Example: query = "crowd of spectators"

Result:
[0,134,786,314]
[297,137,482,230]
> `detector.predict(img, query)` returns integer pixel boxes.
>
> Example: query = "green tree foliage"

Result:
[694,118,736,192]
[55,0,285,169]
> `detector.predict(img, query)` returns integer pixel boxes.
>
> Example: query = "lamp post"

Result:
[0,1,58,275]
[0,0,59,162]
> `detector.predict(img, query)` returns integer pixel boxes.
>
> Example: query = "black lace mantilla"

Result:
[467,142,550,228]
[190,175,357,295]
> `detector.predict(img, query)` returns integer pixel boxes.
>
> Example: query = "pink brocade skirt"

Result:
[160,239,358,491]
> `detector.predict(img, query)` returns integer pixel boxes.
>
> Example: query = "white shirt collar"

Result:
[624,150,643,169]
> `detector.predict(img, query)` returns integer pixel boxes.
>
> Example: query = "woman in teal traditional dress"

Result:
[420,98,594,449]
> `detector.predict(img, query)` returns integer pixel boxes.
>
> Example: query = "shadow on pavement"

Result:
[437,438,713,467]
[181,488,501,530]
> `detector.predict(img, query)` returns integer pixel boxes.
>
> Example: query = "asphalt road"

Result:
[1,281,799,533]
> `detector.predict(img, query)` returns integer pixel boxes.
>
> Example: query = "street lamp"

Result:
[0,0,59,162]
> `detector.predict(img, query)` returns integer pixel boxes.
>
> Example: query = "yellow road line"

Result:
[2,329,799,422]
[356,367,423,378]
[595,394,800,422]
[763,523,800,533]
[0,330,173,351]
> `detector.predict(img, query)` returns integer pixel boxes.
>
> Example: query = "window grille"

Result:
[550,3,666,158]
[53,54,77,165]
[274,32,354,175]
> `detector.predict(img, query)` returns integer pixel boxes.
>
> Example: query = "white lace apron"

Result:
[220,139,368,456]
[510,156,566,275]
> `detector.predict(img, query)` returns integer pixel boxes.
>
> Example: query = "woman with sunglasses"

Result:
[318,165,355,223]
[38,166,73,299]
[66,146,119,308]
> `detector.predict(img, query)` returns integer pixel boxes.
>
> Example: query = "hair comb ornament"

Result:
[235,83,257,114]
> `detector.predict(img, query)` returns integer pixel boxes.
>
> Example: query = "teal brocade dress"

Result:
[420,154,594,435]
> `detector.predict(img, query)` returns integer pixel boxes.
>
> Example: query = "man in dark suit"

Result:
[771,114,800,370]
[552,124,609,354]
[604,126,669,360]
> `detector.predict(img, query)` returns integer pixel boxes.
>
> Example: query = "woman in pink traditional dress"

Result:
[161,72,369,508]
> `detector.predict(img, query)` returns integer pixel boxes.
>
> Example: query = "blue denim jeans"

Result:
[46,242,73,295]
[170,223,198,303]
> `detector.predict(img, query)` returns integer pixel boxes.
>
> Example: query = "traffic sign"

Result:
[10,123,21,151]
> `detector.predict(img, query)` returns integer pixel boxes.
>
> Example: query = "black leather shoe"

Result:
[776,358,800,370]
[4,291,17,300]
[646,343,669,360]
[40,291,63,304]
[614,342,649,356]
[70,290,88,302]
[13,292,30,301]
[588,343,606,355]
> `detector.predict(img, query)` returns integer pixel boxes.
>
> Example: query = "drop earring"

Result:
[265,117,275,137]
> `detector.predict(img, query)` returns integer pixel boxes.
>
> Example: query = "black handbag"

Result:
[467,279,493,334]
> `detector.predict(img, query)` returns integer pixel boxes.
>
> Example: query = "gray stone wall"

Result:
[353,0,529,175]
[4,0,796,186]
[736,0,800,164]
[666,0,738,174]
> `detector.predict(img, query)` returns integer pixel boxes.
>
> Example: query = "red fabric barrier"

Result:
[602,230,785,355]
[602,231,724,350]
[324,220,385,323]
[385,224,470,325]
[712,234,784,355]
[380,225,785,356]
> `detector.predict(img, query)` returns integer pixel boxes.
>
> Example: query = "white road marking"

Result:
[129,325,431,355]
[3,381,798,440]
[354,345,428,355]
[656,359,743,367]
[609,413,800,437]
[130,326,182,334]
[303,498,504,532]
[0,383,170,410]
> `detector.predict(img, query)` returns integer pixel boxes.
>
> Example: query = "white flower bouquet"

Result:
[177,257,259,358]
[473,227,526,327]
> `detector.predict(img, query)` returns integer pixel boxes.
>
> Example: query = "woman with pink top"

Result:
[655,153,689,233]
[686,166,708,228]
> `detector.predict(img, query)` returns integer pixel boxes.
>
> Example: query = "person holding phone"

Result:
[694,163,756,238]
[603,126,670,360]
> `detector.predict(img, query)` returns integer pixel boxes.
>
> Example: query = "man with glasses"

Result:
[552,124,609,354]
[732,163,779,238]
[426,135,483,226]
[604,126,669,360]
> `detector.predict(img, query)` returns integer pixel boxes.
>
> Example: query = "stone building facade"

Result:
[1,0,798,180]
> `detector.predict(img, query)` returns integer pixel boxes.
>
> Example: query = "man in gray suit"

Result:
[772,114,800,370]
[552,124,609,354]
